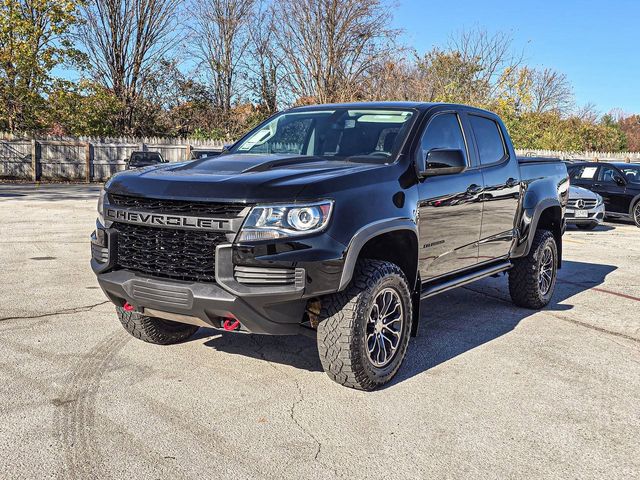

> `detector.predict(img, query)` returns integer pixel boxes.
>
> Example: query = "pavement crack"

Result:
[289,377,322,460]
[461,285,640,344]
[248,336,338,477]
[548,312,640,345]
[0,301,110,323]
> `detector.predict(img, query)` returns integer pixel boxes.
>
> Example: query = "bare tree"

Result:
[190,0,255,117]
[447,28,523,105]
[245,1,281,114]
[530,68,573,114]
[574,103,599,124]
[363,52,419,102]
[78,0,182,133]
[273,0,398,104]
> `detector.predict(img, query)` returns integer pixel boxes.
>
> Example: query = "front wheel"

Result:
[508,230,558,309]
[634,202,640,228]
[316,260,412,391]
[116,306,199,345]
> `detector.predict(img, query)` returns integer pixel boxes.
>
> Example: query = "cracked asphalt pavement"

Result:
[1,183,639,479]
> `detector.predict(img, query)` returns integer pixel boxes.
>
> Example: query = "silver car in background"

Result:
[566,185,605,230]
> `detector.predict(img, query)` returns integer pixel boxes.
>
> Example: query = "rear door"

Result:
[568,163,599,188]
[467,114,521,263]
[417,110,484,281]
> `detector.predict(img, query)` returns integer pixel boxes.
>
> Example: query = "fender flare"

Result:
[516,198,563,261]
[338,218,419,291]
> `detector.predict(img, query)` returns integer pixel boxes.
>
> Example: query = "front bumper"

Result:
[565,203,605,224]
[96,268,309,335]
[91,223,346,335]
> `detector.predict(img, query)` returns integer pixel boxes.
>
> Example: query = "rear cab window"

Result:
[469,115,507,165]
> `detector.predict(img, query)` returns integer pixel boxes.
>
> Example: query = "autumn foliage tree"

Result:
[0,0,636,152]
[0,0,82,132]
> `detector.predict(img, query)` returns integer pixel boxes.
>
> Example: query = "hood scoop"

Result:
[241,156,329,173]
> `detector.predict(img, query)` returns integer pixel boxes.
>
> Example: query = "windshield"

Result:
[230,108,415,162]
[619,165,640,183]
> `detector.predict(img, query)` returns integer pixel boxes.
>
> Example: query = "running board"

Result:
[420,261,512,299]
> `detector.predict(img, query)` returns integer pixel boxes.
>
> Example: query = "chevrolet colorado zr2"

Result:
[91,102,568,390]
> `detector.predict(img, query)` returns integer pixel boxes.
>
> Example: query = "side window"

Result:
[598,165,621,184]
[469,115,506,165]
[419,113,467,163]
[571,165,598,181]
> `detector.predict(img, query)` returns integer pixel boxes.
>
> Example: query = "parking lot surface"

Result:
[1,183,639,479]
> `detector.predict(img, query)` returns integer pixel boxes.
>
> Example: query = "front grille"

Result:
[568,198,597,209]
[108,194,247,217]
[114,222,226,282]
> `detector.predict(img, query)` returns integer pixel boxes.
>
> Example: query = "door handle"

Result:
[466,184,482,194]
[506,177,518,188]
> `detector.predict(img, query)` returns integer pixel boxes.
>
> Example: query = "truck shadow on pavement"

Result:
[565,224,616,232]
[197,260,617,384]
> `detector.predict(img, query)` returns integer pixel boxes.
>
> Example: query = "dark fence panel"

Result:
[0,135,225,182]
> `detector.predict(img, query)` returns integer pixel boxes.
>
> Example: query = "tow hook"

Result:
[123,301,135,312]
[223,317,241,331]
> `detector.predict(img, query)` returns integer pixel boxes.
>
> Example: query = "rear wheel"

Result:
[633,202,640,228]
[116,306,199,345]
[508,230,558,309]
[316,259,412,391]
[576,222,598,230]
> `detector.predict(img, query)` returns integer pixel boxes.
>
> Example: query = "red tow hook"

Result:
[123,301,135,312]
[223,317,241,331]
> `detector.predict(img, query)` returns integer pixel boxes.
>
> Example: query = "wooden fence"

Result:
[0,134,226,182]
[515,149,640,162]
[2,132,640,182]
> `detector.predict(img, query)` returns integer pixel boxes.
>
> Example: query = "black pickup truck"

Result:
[91,102,568,390]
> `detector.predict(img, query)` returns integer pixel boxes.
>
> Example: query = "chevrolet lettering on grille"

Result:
[105,207,231,231]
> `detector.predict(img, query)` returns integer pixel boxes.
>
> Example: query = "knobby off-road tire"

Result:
[116,306,199,345]
[316,259,412,391]
[575,222,598,230]
[508,229,558,309]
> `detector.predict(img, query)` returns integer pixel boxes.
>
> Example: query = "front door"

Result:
[592,164,628,214]
[417,112,483,281]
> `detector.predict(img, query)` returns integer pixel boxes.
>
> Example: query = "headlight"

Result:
[237,201,333,241]
[596,194,603,206]
[97,188,106,224]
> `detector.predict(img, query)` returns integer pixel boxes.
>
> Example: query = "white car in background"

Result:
[566,185,605,230]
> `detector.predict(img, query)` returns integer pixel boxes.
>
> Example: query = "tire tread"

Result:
[116,307,198,345]
[316,259,412,390]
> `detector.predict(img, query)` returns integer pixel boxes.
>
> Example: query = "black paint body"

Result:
[93,102,568,335]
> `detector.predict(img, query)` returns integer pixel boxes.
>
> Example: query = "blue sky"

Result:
[393,0,640,114]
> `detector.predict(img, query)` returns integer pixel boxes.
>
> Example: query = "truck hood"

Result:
[105,153,389,203]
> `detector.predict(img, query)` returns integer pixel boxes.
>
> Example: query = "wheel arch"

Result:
[512,198,564,268]
[338,219,419,292]
[628,193,640,216]
[529,202,563,268]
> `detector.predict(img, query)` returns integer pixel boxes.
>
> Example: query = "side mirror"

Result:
[614,174,626,186]
[421,149,467,177]
[222,143,233,153]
